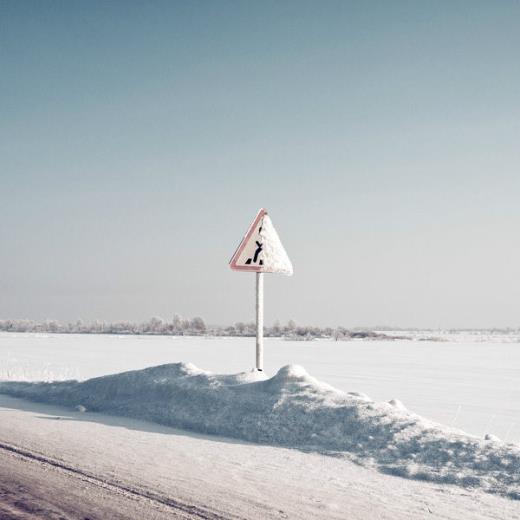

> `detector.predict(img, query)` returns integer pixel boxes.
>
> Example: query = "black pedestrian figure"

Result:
[245,240,263,265]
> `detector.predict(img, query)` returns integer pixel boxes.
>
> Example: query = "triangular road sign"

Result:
[229,208,293,275]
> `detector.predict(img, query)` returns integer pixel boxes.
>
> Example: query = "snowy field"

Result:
[1,330,520,514]
[0,331,518,445]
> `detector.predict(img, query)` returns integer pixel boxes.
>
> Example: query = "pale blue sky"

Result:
[1,1,519,328]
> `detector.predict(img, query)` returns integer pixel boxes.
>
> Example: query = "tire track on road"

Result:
[0,440,232,520]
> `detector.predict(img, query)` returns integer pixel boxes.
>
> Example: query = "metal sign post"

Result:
[229,208,293,372]
[256,272,264,370]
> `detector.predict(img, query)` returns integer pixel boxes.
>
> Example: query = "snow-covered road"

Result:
[1,395,518,520]
[0,443,192,520]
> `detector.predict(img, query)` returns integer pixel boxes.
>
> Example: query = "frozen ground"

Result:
[1,395,519,520]
[1,361,519,500]
[0,332,519,518]
[0,332,518,443]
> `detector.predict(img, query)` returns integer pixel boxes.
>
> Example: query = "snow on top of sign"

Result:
[229,209,293,275]
[260,215,293,275]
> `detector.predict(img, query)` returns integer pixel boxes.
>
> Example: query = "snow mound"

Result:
[388,399,407,411]
[1,363,519,499]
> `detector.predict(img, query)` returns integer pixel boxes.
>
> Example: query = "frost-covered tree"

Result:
[172,314,182,333]
[190,317,206,334]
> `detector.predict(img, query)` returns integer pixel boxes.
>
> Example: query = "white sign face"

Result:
[229,208,293,275]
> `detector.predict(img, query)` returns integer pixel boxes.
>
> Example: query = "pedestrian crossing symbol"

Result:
[229,208,293,275]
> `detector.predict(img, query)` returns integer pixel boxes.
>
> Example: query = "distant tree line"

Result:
[0,316,404,341]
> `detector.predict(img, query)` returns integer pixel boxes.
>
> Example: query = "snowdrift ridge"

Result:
[1,363,519,499]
